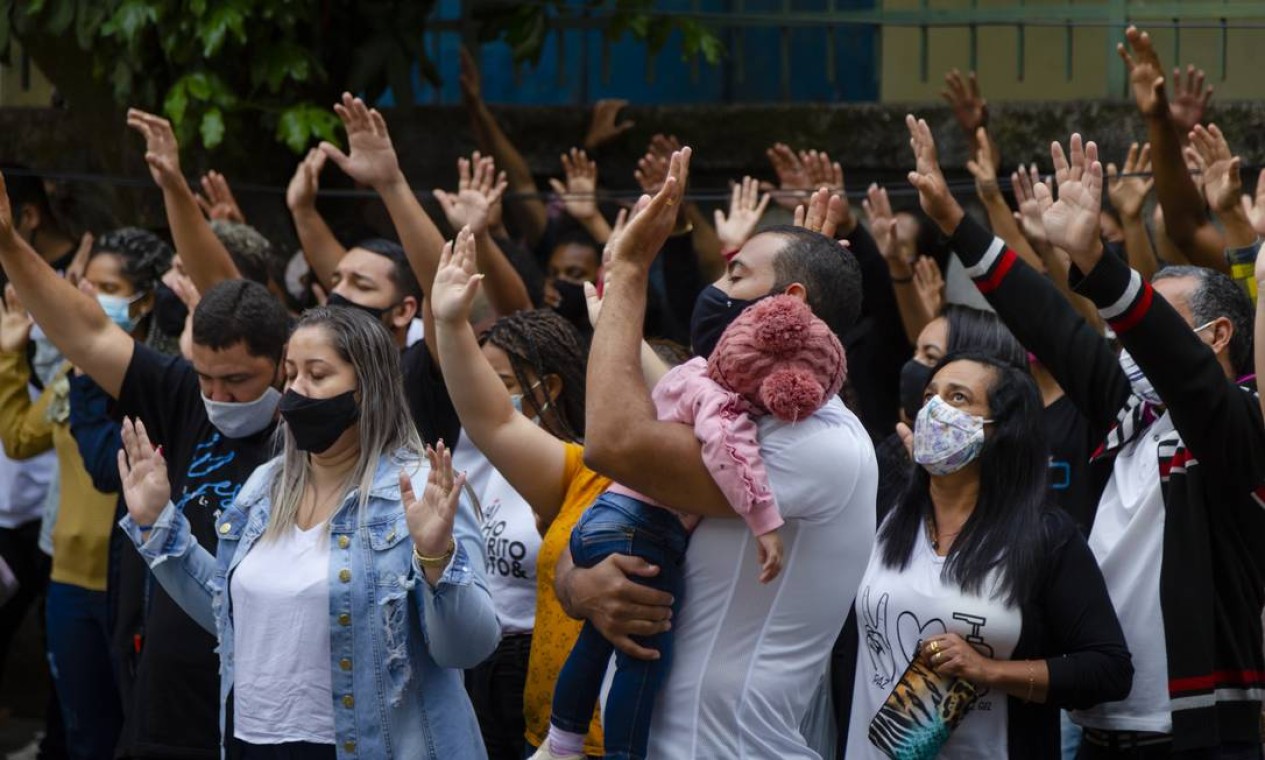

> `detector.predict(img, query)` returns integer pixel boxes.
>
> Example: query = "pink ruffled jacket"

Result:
[607,357,783,537]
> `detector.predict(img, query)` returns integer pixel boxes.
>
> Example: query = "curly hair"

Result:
[481,309,588,443]
[90,227,173,292]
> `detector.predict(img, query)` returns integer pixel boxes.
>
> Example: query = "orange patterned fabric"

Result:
[522,442,609,755]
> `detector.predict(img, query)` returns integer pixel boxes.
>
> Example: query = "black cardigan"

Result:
[949,216,1265,751]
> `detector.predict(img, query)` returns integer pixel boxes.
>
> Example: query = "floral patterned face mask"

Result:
[912,395,993,476]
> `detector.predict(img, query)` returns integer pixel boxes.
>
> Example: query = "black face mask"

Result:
[153,282,189,337]
[279,389,360,453]
[550,279,590,334]
[899,359,934,421]
[327,292,389,321]
[689,285,768,359]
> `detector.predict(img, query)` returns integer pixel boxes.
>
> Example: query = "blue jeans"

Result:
[551,493,688,760]
[45,581,121,760]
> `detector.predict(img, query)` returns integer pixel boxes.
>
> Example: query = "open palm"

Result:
[403,441,466,558]
[1037,136,1103,255]
[321,93,401,189]
[430,226,482,324]
[117,417,171,527]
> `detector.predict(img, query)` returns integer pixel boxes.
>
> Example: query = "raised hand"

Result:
[195,171,246,223]
[320,93,403,190]
[764,143,812,210]
[756,530,783,584]
[1106,143,1154,220]
[965,126,1002,200]
[863,183,908,269]
[1036,134,1105,260]
[941,69,989,136]
[117,417,171,528]
[286,149,327,212]
[435,153,507,236]
[549,148,601,222]
[584,99,635,151]
[64,231,94,287]
[608,147,691,271]
[793,187,849,240]
[431,226,483,326]
[1169,64,1214,134]
[403,441,466,560]
[634,149,670,195]
[1118,26,1168,118]
[714,176,770,251]
[913,256,945,317]
[0,284,33,353]
[126,108,185,193]
[1012,164,1051,248]
[1241,169,1265,238]
[1185,124,1241,213]
[905,115,964,234]
[458,46,482,104]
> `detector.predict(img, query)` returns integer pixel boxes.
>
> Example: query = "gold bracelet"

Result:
[413,538,456,569]
[1024,661,1036,703]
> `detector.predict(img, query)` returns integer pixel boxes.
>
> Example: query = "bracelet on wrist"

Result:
[890,274,914,284]
[414,538,456,569]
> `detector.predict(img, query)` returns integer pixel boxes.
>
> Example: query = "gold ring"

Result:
[929,640,940,654]
[665,198,676,207]
[935,651,944,663]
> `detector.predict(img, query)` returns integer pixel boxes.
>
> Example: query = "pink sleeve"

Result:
[659,360,784,536]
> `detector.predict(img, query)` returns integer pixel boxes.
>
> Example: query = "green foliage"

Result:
[0,0,721,154]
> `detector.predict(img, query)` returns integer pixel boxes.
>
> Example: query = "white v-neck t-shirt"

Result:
[231,523,336,745]
[846,531,1021,760]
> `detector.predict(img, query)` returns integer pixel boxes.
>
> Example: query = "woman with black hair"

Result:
[0,227,172,760]
[845,352,1132,760]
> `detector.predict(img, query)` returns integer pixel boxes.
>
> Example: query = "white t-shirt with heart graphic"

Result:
[846,529,1023,760]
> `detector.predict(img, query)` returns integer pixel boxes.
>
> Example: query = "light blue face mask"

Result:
[97,292,146,333]
[509,380,547,424]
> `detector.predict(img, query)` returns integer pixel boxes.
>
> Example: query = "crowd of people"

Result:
[0,21,1261,760]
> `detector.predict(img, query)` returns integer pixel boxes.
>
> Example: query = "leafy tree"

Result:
[0,0,721,154]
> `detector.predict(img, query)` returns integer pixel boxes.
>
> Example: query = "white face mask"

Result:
[202,386,282,439]
[1118,320,1216,406]
[912,395,993,476]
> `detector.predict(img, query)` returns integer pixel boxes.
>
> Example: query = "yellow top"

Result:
[0,351,116,591]
[523,442,610,756]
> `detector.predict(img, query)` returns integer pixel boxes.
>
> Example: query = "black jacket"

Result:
[951,216,1265,751]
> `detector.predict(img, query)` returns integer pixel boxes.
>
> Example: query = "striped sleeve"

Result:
[1067,245,1153,334]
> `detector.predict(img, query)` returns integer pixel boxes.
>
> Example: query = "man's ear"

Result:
[782,282,808,303]
[392,296,419,329]
[1208,316,1233,357]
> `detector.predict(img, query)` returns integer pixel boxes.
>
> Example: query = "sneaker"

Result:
[528,744,583,760]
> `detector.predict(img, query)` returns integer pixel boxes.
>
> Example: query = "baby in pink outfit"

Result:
[537,295,847,760]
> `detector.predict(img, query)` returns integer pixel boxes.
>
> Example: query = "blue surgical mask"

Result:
[98,292,146,333]
[510,380,547,422]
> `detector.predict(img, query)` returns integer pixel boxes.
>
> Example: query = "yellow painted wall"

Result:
[880,0,1265,103]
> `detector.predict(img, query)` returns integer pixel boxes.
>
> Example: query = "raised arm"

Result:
[286,148,346,290]
[966,127,1045,273]
[584,148,733,515]
[433,153,531,316]
[865,184,933,345]
[1118,27,1227,272]
[906,117,1129,438]
[126,109,241,293]
[460,48,549,248]
[0,291,52,460]
[1185,124,1259,251]
[548,148,612,244]
[0,173,133,398]
[1105,144,1161,282]
[429,227,569,525]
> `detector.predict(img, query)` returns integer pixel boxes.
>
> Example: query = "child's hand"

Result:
[756,530,783,584]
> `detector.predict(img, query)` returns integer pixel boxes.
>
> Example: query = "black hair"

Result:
[551,229,602,266]
[191,280,290,363]
[1153,265,1254,376]
[90,228,172,293]
[646,338,692,368]
[880,351,1048,605]
[943,304,1028,370]
[354,238,423,302]
[481,309,588,443]
[1,164,52,218]
[761,225,863,341]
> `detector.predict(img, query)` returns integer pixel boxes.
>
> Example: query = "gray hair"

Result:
[265,306,422,539]
[210,220,274,286]
[1153,265,1253,376]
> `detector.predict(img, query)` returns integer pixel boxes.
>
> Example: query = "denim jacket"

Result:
[121,448,500,759]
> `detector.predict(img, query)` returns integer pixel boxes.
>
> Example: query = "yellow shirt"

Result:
[0,351,116,591]
[523,442,610,756]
